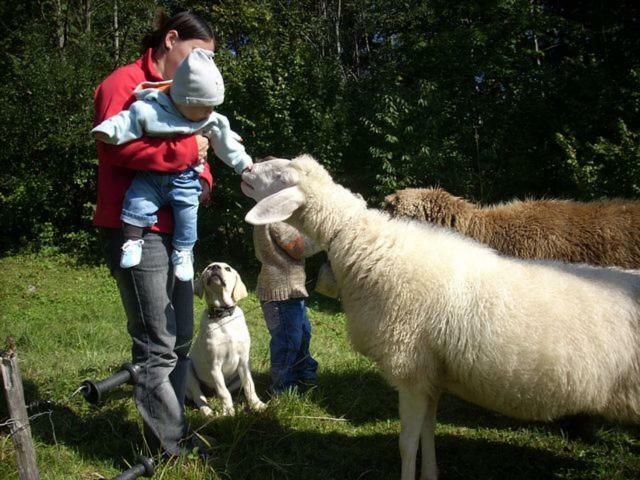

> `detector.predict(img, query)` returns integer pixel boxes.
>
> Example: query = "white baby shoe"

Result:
[120,239,144,268]
[171,249,194,282]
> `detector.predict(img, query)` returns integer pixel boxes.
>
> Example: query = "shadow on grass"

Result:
[19,378,142,467]
[315,369,398,425]
[194,411,585,480]
[438,394,640,443]
[310,369,640,448]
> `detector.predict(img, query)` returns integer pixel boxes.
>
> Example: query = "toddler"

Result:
[92,48,252,281]
[254,221,321,394]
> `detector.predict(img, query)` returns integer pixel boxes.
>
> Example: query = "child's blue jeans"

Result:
[261,298,318,393]
[121,168,202,250]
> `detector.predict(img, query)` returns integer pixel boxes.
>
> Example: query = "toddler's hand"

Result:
[94,132,109,143]
[195,134,209,166]
[203,113,253,174]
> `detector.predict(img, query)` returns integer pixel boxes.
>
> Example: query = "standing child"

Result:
[253,221,320,393]
[92,47,252,281]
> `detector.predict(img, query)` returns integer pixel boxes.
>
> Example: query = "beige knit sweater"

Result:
[253,222,319,302]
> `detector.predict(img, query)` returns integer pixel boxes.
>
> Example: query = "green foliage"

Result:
[1,1,639,257]
[557,120,640,198]
[0,0,155,255]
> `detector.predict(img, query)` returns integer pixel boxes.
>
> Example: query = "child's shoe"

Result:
[171,249,194,281]
[120,239,144,268]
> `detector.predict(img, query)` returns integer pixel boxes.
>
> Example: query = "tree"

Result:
[1,0,638,260]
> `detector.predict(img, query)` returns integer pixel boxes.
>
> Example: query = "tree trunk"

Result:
[530,0,541,66]
[53,0,65,49]
[114,0,119,62]
[83,0,91,33]
[335,0,342,59]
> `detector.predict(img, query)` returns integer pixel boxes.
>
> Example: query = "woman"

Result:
[93,12,215,457]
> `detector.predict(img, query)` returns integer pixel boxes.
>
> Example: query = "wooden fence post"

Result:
[1,337,40,480]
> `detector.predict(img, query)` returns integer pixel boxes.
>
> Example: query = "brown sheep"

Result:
[384,187,640,269]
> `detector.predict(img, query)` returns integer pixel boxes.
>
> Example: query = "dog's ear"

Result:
[232,274,248,302]
[194,277,204,298]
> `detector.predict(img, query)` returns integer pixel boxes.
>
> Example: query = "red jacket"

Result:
[92,48,213,232]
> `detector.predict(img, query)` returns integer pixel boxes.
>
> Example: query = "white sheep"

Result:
[240,155,640,480]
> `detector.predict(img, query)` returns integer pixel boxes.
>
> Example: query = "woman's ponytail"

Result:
[141,10,215,53]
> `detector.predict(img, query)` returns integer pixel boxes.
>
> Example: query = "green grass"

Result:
[1,253,639,479]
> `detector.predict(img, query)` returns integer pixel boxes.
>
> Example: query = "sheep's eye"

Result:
[225,267,231,272]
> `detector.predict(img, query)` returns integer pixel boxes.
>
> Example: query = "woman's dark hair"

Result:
[142,10,215,52]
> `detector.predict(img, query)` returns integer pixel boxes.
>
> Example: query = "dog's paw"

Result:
[221,405,235,416]
[251,400,267,412]
[199,405,214,417]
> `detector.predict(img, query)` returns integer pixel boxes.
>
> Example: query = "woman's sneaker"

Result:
[171,249,194,281]
[120,239,144,268]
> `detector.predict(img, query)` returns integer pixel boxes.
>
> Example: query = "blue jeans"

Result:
[102,229,193,456]
[261,299,318,393]
[121,169,202,250]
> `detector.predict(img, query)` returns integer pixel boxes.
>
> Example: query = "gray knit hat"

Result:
[171,48,224,106]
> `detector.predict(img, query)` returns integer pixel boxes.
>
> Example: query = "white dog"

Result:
[186,262,266,416]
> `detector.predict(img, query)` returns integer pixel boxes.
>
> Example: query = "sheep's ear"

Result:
[383,193,397,213]
[384,193,397,205]
[232,275,248,302]
[193,278,204,298]
[245,187,305,225]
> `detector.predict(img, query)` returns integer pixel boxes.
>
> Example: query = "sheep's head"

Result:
[384,187,474,229]
[242,154,329,225]
[384,188,428,219]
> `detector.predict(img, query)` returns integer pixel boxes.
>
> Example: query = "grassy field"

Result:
[1,253,639,479]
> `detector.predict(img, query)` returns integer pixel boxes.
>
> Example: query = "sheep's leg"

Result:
[420,393,440,480]
[399,387,428,480]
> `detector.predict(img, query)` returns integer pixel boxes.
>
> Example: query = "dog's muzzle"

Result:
[207,265,227,287]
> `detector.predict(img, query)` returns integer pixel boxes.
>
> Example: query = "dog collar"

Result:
[208,306,235,319]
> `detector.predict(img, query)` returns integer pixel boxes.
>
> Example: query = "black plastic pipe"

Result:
[111,456,154,480]
[80,363,141,404]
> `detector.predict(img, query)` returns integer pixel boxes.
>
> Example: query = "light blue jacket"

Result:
[91,86,252,174]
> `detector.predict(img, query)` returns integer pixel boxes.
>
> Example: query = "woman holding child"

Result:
[93,10,320,460]
[92,11,236,457]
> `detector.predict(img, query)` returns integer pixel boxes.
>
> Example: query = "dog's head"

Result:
[194,262,248,307]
